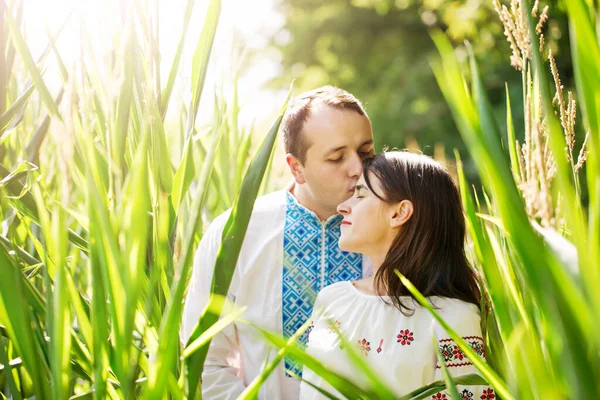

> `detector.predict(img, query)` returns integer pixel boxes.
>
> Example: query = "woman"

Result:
[299,151,494,399]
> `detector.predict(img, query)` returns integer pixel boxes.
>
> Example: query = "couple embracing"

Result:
[181,87,494,400]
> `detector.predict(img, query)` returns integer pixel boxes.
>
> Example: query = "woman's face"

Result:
[337,172,396,255]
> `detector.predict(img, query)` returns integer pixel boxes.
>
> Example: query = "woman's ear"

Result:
[389,200,413,228]
[286,153,306,184]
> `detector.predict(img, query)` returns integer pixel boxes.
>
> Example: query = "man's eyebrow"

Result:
[325,145,347,155]
[359,139,374,148]
[325,140,374,156]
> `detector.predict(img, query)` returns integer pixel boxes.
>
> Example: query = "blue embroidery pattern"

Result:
[282,192,362,377]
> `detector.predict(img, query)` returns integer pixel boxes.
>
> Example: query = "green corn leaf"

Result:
[5,8,61,120]
[504,85,521,184]
[171,135,195,211]
[239,316,312,399]
[0,82,34,135]
[563,0,600,330]
[400,375,487,400]
[253,325,377,399]
[159,0,196,118]
[188,0,221,131]
[25,89,65,164]
[432,331,461,400]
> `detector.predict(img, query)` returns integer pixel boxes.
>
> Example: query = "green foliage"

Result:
[0,0,289,398]
[1,0,598,399]
[268,0,574,181]
[428,0,600,396]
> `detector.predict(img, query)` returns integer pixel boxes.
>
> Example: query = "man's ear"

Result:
[389,200,413,228]
[286,153,306,184]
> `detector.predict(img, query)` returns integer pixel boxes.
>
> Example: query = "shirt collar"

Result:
[285,190,342,228]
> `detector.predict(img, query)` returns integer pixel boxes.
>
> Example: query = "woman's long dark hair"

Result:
[363,151,480,314]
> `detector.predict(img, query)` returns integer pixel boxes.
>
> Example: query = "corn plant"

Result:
[0,0,293,398]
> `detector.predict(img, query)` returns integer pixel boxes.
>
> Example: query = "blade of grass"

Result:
[564,0,600,327]
[187,0,221,132]
[118,123,151,397]
[43,19,70,84]
[454,151,514,343]
[25,89,65,164]
[182,301,247,359]
[159,0,196,118]
[171,135,195,212]
[504,85,521,184]
[5,8,61,120]
[328,321,396,399]
[238,315,312,399]
[288,370,344,400]
[112,14,135,175]
[431,334,461,399]
[399,375,487,400]
[0,82,35,135]
[253,325,377,399]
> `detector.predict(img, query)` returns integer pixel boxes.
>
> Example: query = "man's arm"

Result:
[181,217,247,399]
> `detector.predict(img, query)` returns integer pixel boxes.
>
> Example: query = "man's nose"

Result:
[348,152,362,177]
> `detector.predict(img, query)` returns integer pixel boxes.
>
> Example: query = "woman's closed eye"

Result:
[354,188,366,198]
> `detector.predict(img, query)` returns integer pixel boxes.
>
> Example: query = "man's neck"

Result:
[288,182,336,221]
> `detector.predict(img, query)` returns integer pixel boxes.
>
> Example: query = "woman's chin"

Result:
[338,237,356,253]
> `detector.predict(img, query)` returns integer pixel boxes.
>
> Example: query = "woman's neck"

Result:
[356,252,388,296]
[369,253,386,277]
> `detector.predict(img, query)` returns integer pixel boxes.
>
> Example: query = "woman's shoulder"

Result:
[429,297,482,336]
[316,281,352,301]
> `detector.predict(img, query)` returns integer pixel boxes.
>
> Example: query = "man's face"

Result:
[295,105,374,217]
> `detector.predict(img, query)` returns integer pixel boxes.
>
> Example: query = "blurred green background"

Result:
[260,0,576,178]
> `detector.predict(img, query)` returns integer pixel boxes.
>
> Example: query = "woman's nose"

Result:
[337,200,350,215]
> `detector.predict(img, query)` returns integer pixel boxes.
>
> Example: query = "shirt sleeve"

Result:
[180,215,247,399]
[432,301,496,400]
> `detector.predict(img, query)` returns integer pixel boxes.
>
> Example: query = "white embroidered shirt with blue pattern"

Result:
[282,191,363,377]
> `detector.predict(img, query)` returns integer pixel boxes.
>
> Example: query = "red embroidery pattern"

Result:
[480,388,495,400]
[439,361,477,368]
[357,338,371,356]
[376,338,384,353]
[431,393,447,400]
[327,320,341,333]
[453,346,465,360]
[397,329,414,345]
[436,336,485,369]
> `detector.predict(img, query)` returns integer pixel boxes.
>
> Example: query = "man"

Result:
[181,86,374,399]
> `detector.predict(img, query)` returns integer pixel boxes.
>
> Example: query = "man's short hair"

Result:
[281,86,368,164]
